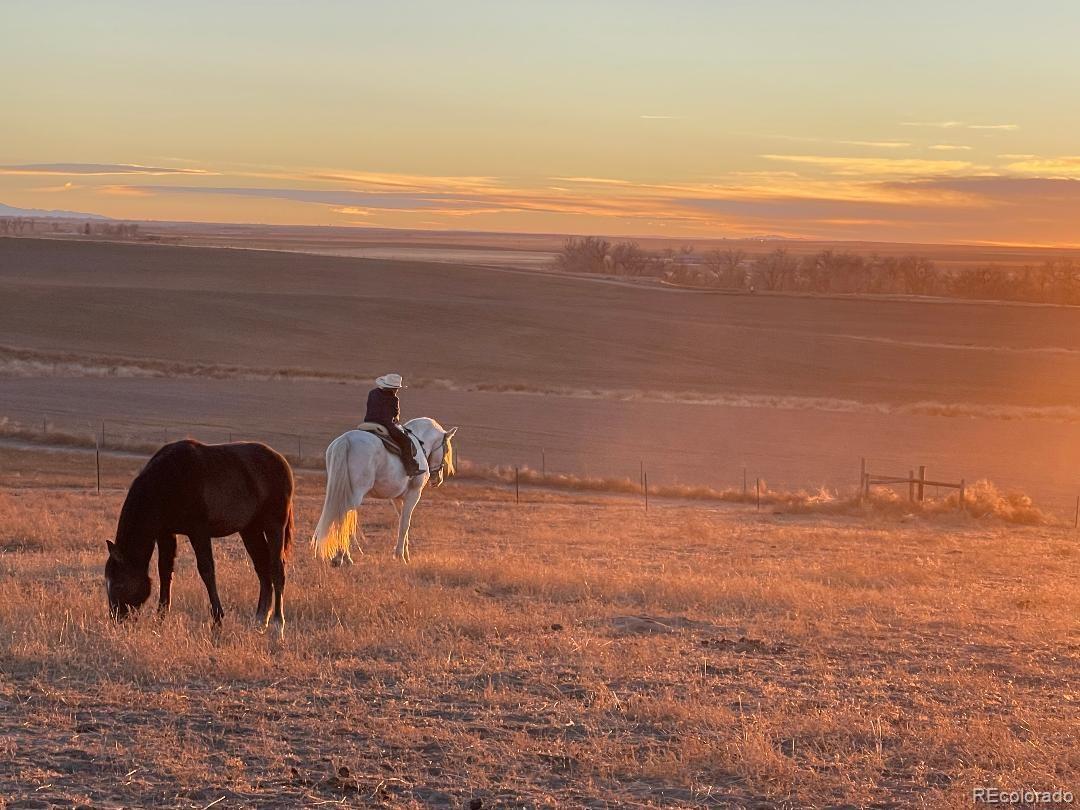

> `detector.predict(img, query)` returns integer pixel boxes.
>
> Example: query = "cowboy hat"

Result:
[375,373,406,389]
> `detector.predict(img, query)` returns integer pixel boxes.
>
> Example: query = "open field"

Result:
[3,236,1080,519]
[4,237,1080,407]
[0,443,1076,808]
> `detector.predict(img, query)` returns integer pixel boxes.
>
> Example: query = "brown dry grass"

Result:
[0,445,1076,808]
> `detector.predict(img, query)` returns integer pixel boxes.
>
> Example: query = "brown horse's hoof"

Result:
[268,619,285,648]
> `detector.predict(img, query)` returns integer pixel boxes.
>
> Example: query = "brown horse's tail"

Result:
[282,501,294,559]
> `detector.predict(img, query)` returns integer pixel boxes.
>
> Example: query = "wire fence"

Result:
[2,405,1078,523]
[0,404,873,490]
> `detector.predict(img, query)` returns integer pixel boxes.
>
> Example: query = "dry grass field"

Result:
[1,444,1076,808]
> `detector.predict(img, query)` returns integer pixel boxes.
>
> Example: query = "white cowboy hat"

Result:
[375,373,406,389]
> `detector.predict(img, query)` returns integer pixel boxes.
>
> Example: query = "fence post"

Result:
[756,477,761,511]
[917,465,926,502]
[859,457,866,502]
[514,466,520,504]
[101,420,106,449]
[228,431,233,443]
[541,448,546,478]
[95,437,101,494]
[644,469,649,513]
[908,470,915,503]
[42,415,47,436]
[958,479,966,512]
[743,466,748,496]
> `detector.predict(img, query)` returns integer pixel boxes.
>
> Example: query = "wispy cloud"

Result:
[901,121,966,129]
[99,185,156,196]
[929,144,972,151]
[307,170,499,192]
[32,181,81,192]
[0,163,212,176]
[771,135,910,149]
[901,121,1018,131]
[836,140,910,149]
[761,154,977,177]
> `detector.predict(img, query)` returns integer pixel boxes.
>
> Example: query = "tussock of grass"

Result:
[456,461,1054,525]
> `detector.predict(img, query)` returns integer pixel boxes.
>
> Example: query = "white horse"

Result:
[311,417,458,564]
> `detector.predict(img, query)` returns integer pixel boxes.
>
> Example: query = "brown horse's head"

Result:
[105,540,151,620]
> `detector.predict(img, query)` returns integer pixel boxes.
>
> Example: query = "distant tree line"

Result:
[0,217,39,235]
[84,221,141,239]
[553,237,1080,306]
[0,218,140,239]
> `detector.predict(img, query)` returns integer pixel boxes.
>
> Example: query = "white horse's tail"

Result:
[311,435,358,560]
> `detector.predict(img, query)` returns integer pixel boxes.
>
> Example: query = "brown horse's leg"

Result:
[265,524,286,640]
[157,534,178,614]
[240,528,273,628]
[190,535,225,626]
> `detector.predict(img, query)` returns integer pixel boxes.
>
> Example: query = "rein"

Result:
[426,432,451,476]
[405,429,449,476]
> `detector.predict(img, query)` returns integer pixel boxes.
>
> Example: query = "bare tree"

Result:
[704,248,747,289]
[899,255,936,295]
[753,248,797,291]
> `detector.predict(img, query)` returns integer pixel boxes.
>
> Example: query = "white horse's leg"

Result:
[393,487,423,562]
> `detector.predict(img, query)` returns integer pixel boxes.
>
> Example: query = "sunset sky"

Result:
[4,1,1080,244]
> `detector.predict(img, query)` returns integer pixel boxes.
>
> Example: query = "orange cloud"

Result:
[1004,156,1080,177]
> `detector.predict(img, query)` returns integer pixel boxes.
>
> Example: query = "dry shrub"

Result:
[456,463,1054,525]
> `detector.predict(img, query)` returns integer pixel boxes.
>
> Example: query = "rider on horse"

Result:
[365,373,423,477]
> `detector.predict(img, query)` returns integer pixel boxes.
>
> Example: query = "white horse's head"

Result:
[406,418,459,488]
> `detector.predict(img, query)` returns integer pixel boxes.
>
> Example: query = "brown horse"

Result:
[105,439,294,638]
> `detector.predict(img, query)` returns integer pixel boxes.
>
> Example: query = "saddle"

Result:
[356,422,418,460]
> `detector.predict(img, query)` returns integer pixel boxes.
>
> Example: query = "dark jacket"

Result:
[365,387,401,425]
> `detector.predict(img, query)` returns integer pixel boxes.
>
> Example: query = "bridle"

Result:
[426,431,451,478]
[408,429,451,478]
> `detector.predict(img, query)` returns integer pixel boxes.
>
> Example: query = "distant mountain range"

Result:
[0,202,109,220]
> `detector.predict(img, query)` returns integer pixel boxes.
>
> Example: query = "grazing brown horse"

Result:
[105,439,294,638]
